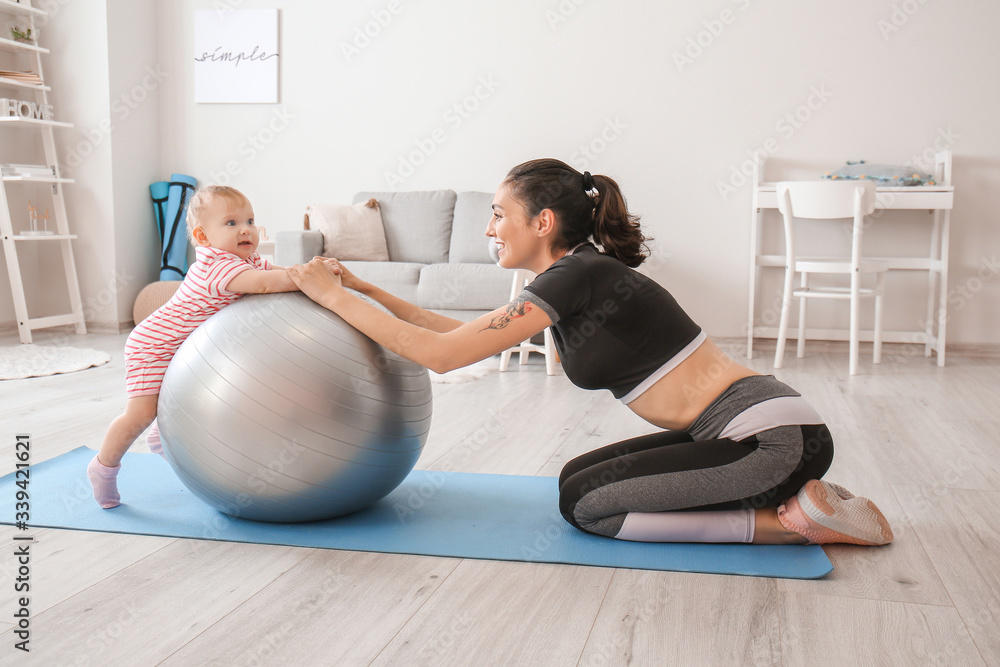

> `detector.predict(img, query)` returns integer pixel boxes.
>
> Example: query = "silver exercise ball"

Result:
[157,291,432,523]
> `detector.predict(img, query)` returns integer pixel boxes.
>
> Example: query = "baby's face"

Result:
[195,195,258,261]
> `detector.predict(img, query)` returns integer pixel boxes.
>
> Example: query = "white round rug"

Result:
[0,344,112,380]
[428,358,498,384]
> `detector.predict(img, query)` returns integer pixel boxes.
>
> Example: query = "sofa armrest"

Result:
[275,230,324,266]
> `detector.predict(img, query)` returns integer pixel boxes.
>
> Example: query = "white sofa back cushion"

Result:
[353,190,456,264]
[449,191,496,264]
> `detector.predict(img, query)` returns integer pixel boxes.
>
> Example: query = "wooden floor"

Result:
[1,330,998,666]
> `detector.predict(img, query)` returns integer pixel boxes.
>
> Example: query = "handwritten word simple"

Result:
[194,45,278,67]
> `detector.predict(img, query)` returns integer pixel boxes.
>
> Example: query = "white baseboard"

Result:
[712,335,1000,359]
[0,320,133,337]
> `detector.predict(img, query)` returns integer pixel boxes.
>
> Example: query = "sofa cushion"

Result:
[449,191,496,264]
[305,198,389,261]
[416,263,511,312]
[353,190,456,265]
[341,261,424,304]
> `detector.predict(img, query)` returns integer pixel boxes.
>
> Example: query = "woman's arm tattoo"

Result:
[481,295,532,331]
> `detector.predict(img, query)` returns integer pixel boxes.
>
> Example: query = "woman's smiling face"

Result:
[487,183,541,270]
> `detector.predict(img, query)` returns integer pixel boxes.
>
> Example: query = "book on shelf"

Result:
[0,70,43,85]
[1,163,55,177]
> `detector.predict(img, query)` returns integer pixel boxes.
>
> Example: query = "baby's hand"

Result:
[288,258,343,301]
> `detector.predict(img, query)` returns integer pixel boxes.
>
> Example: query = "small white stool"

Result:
[499,269,558,375]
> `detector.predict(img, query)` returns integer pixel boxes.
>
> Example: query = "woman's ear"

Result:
[191,226,210,247]
[535,209,558,239]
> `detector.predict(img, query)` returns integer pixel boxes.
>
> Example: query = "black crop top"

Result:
[522,244,704,402]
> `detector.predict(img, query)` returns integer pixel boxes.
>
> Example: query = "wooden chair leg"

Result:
[774,269,794,370]
[796,273,808,359]
[500,269,529,372]
[519,346,530,366]
[543,328,557,376]
[849,273,860,376]
[873,273,885,365]
[499,348,513,372]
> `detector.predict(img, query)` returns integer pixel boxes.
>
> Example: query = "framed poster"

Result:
[194,9,280,104]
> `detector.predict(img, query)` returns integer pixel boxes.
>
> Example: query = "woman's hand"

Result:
[287,258,344,307]
[313,256,361,290]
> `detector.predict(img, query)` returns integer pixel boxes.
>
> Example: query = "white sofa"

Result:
[275,190,511,321]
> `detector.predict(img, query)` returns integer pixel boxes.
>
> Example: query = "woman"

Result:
[288,158,892,547]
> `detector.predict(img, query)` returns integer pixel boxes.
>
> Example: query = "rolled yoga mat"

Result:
[0,447,833,579]
[150,174,197,281]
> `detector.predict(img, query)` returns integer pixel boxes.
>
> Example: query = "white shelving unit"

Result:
[0,0,85,343]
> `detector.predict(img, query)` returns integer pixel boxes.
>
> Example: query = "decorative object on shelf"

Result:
[0,70,43,86]
[822,160,935,186]
[0,97,54,120]
[1,163,53,177]
[22,200,52,236]
[149,174,197,280]
[5,19,34,44]
[193,9,279,103]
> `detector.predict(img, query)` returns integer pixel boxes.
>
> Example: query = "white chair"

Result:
[499,269,558,375]
[774,180,887,375]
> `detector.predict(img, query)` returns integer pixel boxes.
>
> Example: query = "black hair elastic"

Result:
[582,171,595,191]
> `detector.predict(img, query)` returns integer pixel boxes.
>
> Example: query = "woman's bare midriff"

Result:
[625,338,758,431]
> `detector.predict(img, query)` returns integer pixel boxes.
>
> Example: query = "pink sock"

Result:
[87,455,121,509]
[146,420,165,458]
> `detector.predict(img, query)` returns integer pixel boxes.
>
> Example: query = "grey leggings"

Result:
[558,375,834,537]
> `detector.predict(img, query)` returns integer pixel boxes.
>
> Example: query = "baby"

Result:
[88,185,298,508]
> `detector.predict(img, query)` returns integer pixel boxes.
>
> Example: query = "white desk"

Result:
[746,152,954,366]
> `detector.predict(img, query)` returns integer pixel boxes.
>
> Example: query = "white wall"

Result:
[28,0,116,331]
[106,0,163,326]
[6,0,999,347]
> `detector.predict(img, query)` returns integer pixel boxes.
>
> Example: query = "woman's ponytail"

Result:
[503,159,650,268]
[591,174,649,268]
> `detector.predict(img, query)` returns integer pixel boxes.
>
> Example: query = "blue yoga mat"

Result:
[1,447,832,579]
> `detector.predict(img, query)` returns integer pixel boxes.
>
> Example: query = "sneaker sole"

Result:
[801,480,893,545]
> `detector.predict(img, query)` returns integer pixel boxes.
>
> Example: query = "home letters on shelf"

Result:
[0,98,54,121]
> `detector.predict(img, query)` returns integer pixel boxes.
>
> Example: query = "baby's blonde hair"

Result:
[186,185,249,239]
